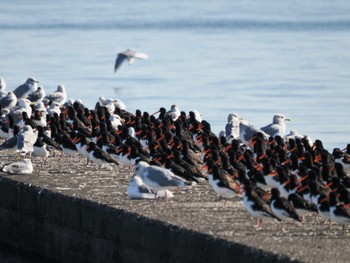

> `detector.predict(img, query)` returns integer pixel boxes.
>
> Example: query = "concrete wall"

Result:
[0,177,295,263]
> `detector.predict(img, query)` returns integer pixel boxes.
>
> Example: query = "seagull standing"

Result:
[261,114,290,137]
[114,49,148,72]
[225,113,242,143]
[13,77,39,99]
[0,77,6,98]
[111,98,126,111]
[166,104,180,122]
[0,91,17,113]
[16,125,38,158]
[239,118,269,145]
[27,86,46,105]
[44,84,67,105]
[8,99,32,124]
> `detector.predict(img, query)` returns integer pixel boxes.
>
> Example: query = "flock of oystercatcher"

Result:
[0,76,350,233]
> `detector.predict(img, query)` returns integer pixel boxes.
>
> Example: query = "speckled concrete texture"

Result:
[0,151,349,262]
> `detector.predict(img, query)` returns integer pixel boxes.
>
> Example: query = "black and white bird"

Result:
[242,179,281,230]
[270,188,302,232]
[329,192,350,235]
[114,49,148,72]
[85,141,119,169]
[206,159,240,203]
[287,193,318,222]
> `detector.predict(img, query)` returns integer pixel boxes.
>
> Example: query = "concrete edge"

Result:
[0,176,301,263]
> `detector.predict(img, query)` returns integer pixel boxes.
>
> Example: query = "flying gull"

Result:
[114,49,148,72]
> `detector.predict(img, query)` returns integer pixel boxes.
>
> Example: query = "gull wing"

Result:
[114,53,128,72]
[13,83,29,99]
[261,123,280,137]
[134,52,149,60]
[0,135,18,150]
[0,93,17,108]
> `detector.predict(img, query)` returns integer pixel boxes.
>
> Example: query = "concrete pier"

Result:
[0,152,349,262]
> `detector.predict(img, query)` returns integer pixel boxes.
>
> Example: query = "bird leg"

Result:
[254,218,263,230]
[281,221,286,233]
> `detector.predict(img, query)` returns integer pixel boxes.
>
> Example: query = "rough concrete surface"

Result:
[0,150,349,263]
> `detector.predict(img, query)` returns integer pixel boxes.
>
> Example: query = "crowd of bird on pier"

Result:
[1,77,350,233]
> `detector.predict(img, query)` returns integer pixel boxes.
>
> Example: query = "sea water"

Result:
[1,0,349,150]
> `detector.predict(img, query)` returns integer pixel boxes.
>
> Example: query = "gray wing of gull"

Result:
[144,166,186,187]
[225,122,237,140]
[138,184,157,195]
[114,53,128,72]
[166,111,178,121]
[16,133,25,150]
[0,95,15,108]
[0,135,18,150]
[27,90,44,103]
[45,92,63,102]
[261,123,280,137]
[13,83,30,99]
[239,122,268,144]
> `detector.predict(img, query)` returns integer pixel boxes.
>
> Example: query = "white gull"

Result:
[1,159,33,175]
[16,125,38,158]
[166,104,180,122]
[44,84,67,105]
[13,77,39,99]
[0,91,17,113]
[114,49,148,72]
[127,175,174,200]
[239,118,269,145]
[225,113,243,143]
[261,114,290,137]
[135,161,192,191]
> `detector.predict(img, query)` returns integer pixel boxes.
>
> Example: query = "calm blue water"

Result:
[1,0,349,150]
